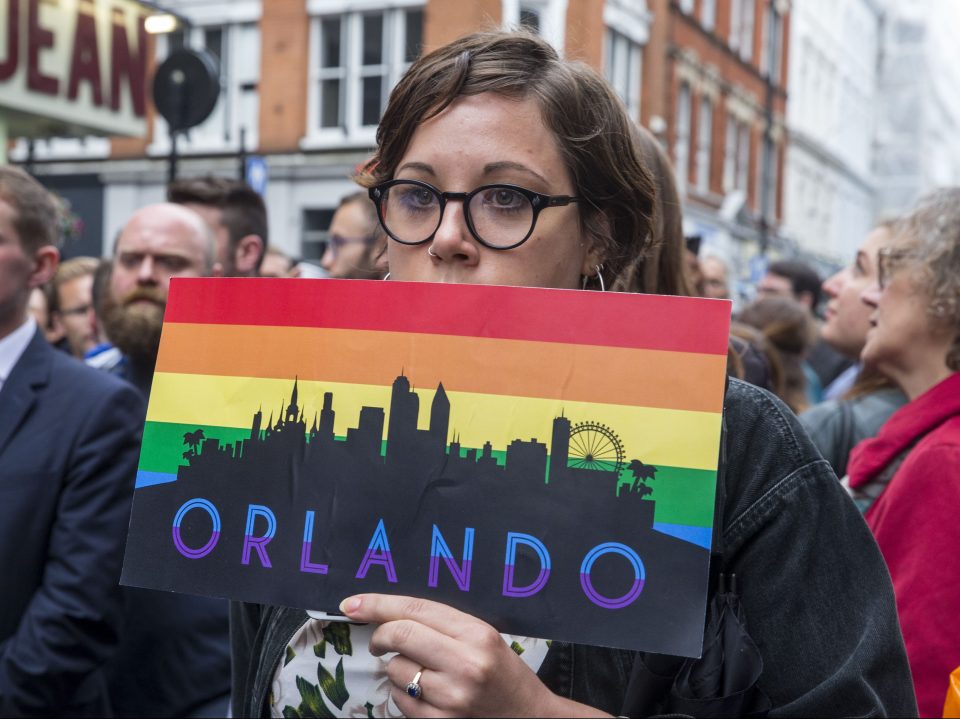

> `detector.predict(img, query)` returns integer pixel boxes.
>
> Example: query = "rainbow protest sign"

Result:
[121,278,731,656]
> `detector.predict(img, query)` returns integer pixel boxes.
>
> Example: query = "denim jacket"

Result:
[230,380,917,717]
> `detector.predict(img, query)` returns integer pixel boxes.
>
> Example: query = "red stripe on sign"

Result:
[164,277,732,355]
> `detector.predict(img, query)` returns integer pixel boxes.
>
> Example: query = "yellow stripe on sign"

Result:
[146,372,723,471]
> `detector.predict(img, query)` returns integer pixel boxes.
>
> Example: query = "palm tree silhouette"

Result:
[183,429,206,458]
[626,458,657,495]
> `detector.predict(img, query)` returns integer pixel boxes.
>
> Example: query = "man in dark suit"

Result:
[98,202,233,717]
[0,166,143,716]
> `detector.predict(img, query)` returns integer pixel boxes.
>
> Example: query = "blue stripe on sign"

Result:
[135,471,178,489]
[652,522,713,550]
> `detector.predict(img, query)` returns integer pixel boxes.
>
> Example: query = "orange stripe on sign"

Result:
[155,323,728,413]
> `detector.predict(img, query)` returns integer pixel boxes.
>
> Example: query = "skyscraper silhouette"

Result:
[386,374,419,465]
[549,414,570,483]
[430,383,450,450]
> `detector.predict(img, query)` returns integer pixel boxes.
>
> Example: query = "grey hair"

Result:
[892,187,960,370]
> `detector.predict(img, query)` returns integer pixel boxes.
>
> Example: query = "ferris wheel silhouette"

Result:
[566,422,625,474]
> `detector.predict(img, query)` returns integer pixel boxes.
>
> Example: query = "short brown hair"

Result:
[630,124,692,296]
[167,175,269,268]
[358,30,657,293]
[0,166,59,253]
[51,256,99,313]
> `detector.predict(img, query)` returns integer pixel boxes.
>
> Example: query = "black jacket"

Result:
[0,330,143,716]
[230,379,918,717]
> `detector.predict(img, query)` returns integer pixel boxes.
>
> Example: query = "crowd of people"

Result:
[1,28,958,719]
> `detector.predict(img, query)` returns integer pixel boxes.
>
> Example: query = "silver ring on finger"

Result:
[405,670,424,700]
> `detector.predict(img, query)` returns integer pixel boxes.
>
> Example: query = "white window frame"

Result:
[729,0,754,60]
[722,115,737,192]
[739,0,755,61]
[148,22,261,155]
[729,0,742,51]
[502,0,568,54]
[303,2,424,149]
[604,28,642,120]
[695,96,713,193]
[737,122,750,192]
[701,0,716,29]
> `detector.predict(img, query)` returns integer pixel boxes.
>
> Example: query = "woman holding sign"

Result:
[231,31,915,718]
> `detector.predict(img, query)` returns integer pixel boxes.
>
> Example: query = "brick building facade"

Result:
[641,0,789,277]
[10,0,785,276]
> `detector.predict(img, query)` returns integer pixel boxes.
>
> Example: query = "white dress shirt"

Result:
[0,316,37,395]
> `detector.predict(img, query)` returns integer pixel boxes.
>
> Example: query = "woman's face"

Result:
[821,225,889,359]
[860,242,952,376]
[385,93,598,289]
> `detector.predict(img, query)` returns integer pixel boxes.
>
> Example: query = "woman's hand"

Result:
[339,593,607,718]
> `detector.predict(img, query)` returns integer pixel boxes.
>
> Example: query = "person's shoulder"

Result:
[46,350,143,416]
[724,378,816,465]
[798,397,843,431]
[850,387,907,413]
[721,378,838,543]
[904,417,960,469]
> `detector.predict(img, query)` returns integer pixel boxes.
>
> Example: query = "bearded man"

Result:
[99,203,233,717]
[101,203,216,395]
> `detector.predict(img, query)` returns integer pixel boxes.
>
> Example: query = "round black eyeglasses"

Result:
[367,179,580,251]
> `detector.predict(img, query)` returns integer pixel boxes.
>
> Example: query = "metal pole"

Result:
[25,139,35,175]
[239,126,247,181]
[169,130,179,184]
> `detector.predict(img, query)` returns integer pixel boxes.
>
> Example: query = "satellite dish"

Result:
[153,49,220,132]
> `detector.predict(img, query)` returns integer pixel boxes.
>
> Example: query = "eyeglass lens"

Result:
[381,183,535,247]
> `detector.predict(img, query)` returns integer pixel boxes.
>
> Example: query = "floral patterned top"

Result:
[270,617,549,718]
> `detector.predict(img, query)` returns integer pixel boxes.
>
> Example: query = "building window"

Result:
[723,115,737,192]
[604,28,642,120]
[675,83,692,192]
[308,7,424,143]
[729,0,755,61]
[701,0,716,30]
[520,5,541,32]
[502,0,567,52]
[760,5,783,81]
[738,123,750,193]
[695,96,713,193]
[722,114,751,193]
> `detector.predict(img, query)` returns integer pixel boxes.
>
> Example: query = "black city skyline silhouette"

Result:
[123,373,711,656]
[178,374,660,501]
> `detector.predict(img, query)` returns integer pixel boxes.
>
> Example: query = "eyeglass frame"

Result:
[877,247,920,291]
[324,233,379,257]
[57,303,94,318]
[367,179,581,251]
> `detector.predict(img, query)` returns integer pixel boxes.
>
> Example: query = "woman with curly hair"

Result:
[846,188,960,718]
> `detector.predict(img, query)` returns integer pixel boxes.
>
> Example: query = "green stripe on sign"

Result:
[617,465,717,528]
[138,422,254,475]
[138,421,716,528]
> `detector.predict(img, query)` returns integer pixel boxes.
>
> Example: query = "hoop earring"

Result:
[581,265,605,292]
[383,272,391,280]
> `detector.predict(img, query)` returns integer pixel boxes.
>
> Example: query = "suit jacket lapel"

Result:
[0,329,52,457]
